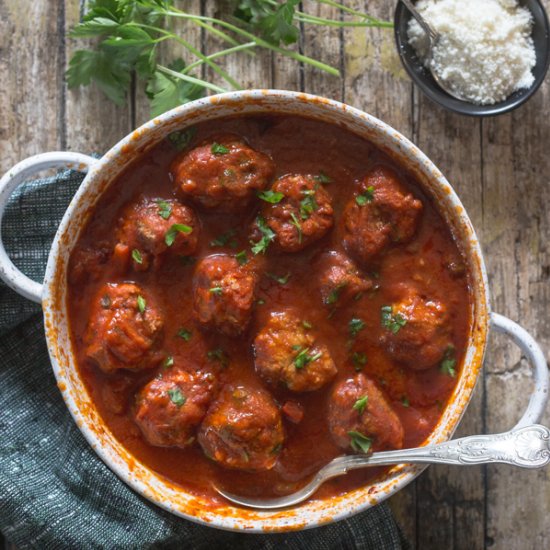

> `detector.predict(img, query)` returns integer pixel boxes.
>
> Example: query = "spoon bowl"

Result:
[394,0,550,116]
[216,424,550,510]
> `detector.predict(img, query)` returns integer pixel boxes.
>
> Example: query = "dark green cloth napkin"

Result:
[0,169,409,549]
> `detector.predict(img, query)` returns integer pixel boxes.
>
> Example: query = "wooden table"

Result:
[1,1,549,548]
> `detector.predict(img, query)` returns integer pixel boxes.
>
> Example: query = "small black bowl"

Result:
[394,0,550,116]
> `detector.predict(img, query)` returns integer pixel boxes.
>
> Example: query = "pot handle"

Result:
[491,312,549,428]
[0,152,97,303]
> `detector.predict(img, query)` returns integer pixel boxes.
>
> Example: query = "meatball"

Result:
[342,166,423,265]
[316,251,373,308]
[256,175,334,253]
[116,196,199,271]
[134,368,217,448]
[193,254,257,336]
[329,374,404,453]
[85,283,164,373]
[198,385,284,471]
[380,291,451,370]
[253,310,337,392]
[171,134,275,213]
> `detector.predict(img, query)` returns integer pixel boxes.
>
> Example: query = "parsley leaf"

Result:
[251,216,275,255]
[156,199,172,220]
[211,142,230,155]
[167,387,186,407]
[210,229,237,248]
[137,295,146,313]
[289,212,302,244]
[314,171,332,184]
[177,328,192,341]
[293,347,322,369]
[267,272,291,285]
[167,127,196,150]
[402,395,410,407]
[208,348,229,368]
[325,283,347,306]
[440,345,457,377]
[209,286,223,295]
[348,431,372,454]
[353,395,368,414]
[165,223,192,246]
[356,186,375,206]
[236,250,248,265]
[131,248,143,264]
[258,190,284,203]
[299,192,318,220]
[381,305,407,334]
[352,352,367,371]
[163,356,174,368]
[349,318,366,337]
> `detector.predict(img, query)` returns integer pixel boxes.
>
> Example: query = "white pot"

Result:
[0,90,546,533]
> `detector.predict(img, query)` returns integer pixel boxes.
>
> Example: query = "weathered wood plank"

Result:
[64,0,132,155]
[0,0,65,174]
[413,101,485,550]
[482,51,550,549]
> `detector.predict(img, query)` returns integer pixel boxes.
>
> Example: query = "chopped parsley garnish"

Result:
[156,199,172,220]
[167,387,186,407]
[236,250,248,265]
[163,356,174,369]
[401,396,410,407]
[208,348,229,368]
[289,212,303,244]
[314,171,332,184]
[210,229,237,248]
[353,395,368,414]
[267,272,291,285]
[258,190,284,204]
[440,345,457,377]
[136,295,146,314]
[131,249,143,264]
[348,431,372,454]
[165,223,192,246]
[356,186,375,206]
[352,352,368,371]
[100,295,111,309]
[299,192,318,220]
[209,286,223,295]
[177,328,192,341]
[167,128,196,151]
[349,318,366,337]
[251,216,275,255]
[293,347,322,369]
[325,283,347,306]
[381,305,407,334]
[211,142,229,155]
[257,298,266,305]
[302,320,313,329]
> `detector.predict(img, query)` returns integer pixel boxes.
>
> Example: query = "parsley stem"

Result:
[296,13,394,28]
[131,23,242,90]
[184,42,257,74]
[314,0,394,26]
[157,65,228,94]
[159,9,341,77]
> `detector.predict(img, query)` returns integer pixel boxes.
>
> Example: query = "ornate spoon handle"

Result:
[324,425,550,479]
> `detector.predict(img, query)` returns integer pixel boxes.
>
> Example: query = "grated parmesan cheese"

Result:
[407,0,536,105]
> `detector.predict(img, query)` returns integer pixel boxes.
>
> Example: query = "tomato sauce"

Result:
[67,115,471,504]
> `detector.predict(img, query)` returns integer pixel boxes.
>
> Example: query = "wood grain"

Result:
[2,1,550,548]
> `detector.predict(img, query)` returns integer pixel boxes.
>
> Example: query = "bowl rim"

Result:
[393,0,550,117]
[41,89,490,532]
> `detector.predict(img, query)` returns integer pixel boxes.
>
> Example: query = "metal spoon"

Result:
[400,0,466,101]
[215,424,550,509]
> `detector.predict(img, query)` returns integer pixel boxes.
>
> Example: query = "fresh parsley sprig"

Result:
[67,0,392,116]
